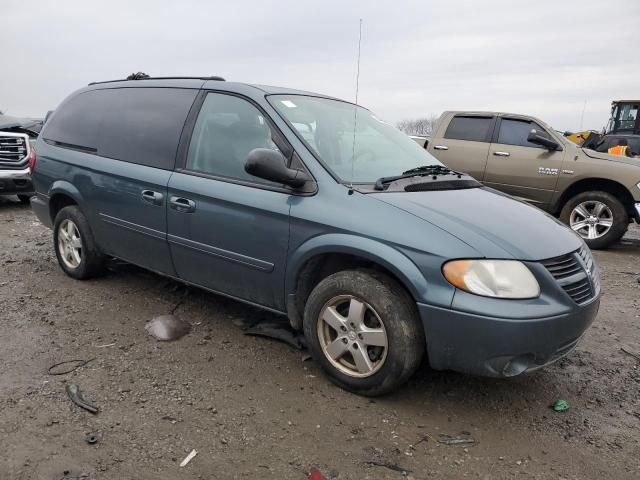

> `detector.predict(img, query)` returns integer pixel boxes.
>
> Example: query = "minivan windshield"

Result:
[269,95,443,183]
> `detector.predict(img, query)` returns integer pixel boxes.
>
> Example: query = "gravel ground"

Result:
[0,197,639,480]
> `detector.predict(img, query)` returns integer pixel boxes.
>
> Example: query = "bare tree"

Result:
[397,114,440,137]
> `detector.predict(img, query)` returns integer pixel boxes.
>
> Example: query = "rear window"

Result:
[444,116,493,142]
[44,87,198,169]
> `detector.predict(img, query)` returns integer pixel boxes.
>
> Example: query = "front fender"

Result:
[286,233,430,303]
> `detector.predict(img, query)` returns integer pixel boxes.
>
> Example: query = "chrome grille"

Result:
[541,247,598,305]
[0,132,30,169]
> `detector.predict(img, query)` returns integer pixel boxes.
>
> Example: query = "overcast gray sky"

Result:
[2,0,638,131]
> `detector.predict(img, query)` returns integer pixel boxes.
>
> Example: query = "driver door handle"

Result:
[434,145,449,150]
[169,196,196,213]
[493,151,510,157]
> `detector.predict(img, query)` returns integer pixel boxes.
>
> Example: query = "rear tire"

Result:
[560,191,628,250]
[303,269,425,396]
[17,195,31,204]
[53,206,106,279]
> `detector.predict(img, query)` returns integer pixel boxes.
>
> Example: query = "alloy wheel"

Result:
[317,295,388,378]
[57,219,83,269]
[569,201,613,240]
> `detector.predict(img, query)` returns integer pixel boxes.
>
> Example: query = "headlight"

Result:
[442,260,540,299]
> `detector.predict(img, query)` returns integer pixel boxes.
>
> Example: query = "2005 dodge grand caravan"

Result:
[31,76,600,395]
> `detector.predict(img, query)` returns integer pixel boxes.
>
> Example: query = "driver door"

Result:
[484,117,565,209]
[167,92,294,310]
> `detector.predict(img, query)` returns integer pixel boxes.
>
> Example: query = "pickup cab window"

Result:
[497,118,550,149]
[444,116,493,142]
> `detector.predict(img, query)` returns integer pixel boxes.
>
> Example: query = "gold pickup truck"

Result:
[418,111,640,249]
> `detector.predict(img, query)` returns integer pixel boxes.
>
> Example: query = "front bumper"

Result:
[0,167,33,196]
[418,296,599,377]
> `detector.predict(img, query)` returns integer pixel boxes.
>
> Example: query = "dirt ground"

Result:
[0,197,639,480]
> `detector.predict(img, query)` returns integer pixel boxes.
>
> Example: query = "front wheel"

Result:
[303,269,425,396]
[53,206,107,279]
[560,191,628,249]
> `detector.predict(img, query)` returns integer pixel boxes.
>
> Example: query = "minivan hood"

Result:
[371,187,582,260]
[582,148,640,167]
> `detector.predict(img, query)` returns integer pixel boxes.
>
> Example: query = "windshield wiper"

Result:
[374,165,460,191]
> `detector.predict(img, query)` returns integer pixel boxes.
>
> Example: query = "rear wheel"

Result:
[560,191,628,249]
[17,195,31,204]
[303,269,424,396]
[53,206,106,279]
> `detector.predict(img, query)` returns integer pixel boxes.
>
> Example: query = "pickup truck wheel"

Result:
[53,206,106,279]
[17,195,31,204]
[303,269,424,396]
[560,191,628,249]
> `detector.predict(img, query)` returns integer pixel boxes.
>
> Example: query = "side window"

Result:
[42,90,109,150]
[98,88,198,169]
[444,116,493,142]
[186,93,282,184]
[43,87,198,170]
[497,118,549,148]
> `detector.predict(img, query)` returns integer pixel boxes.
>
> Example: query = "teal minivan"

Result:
[31,76,600,395]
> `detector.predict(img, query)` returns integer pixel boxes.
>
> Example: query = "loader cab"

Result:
[605,101,640,135]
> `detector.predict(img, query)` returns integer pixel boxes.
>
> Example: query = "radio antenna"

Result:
[349,18,363,191]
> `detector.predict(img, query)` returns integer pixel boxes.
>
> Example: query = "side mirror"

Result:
[245,148,310,188]
[527,129,560,150]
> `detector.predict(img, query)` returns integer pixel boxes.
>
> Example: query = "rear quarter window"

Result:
[44,87,198,170]
[444,116,493,142]
[42,90,108,150]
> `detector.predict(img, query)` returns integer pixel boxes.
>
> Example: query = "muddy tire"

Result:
[560,191,628,250]
[303,269,424,396]
[53,206,106,279]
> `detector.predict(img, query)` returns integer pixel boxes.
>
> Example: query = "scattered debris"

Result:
[243,318,307,350]
[409,433,434,449]
[438,434,476,446]
[179,449,198,467]
[65,384,99,414]
[552,399,569,412]
[145,314,191,341]
[85,433,99,445]
[621,347,640,362]
[48,359,95,376]
[308,467,327,480]
[364,460,411,473]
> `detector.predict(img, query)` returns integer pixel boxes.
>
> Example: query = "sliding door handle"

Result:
[493,151,510,157]
[141,190,164,206]
[434,145,449,151]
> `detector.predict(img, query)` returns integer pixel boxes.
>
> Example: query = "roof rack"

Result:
[88,75,225,86]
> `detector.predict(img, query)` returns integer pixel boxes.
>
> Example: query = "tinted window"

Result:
[186,93,282,184]
[497,118,549,148]
[43,90,108,150]
[98,88,197,169]
[444,116,492,142]
[44,87,198,169]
